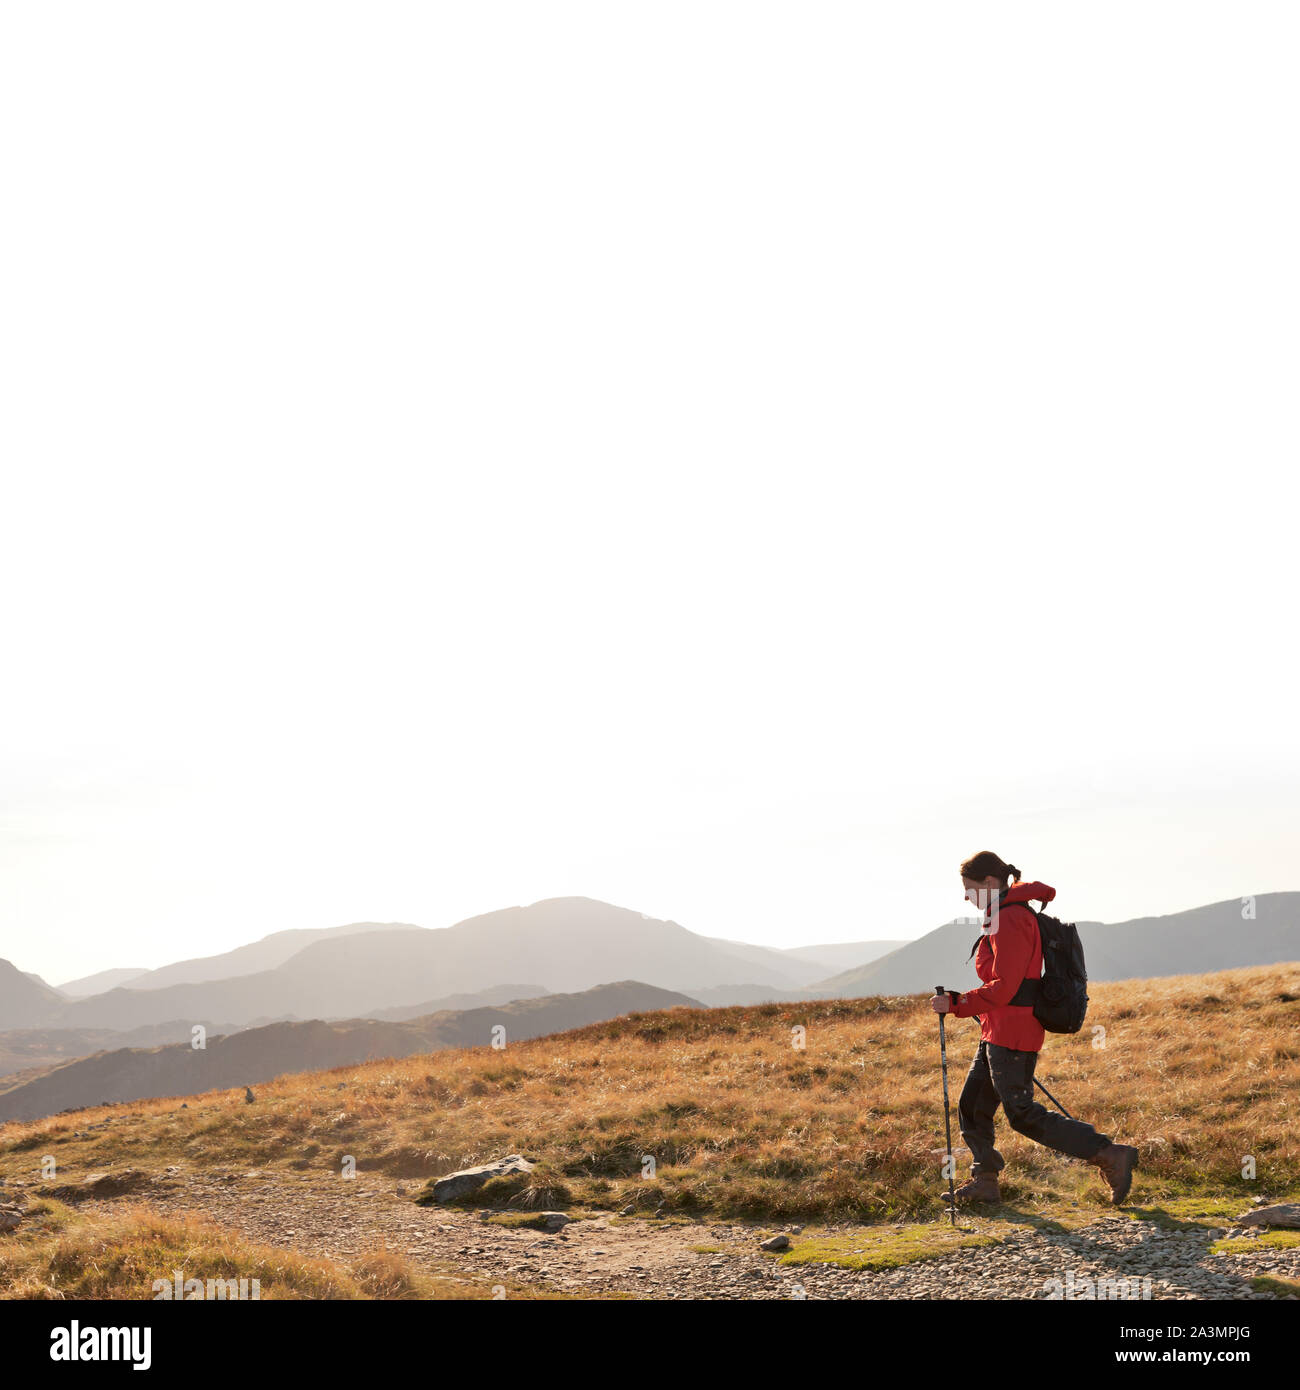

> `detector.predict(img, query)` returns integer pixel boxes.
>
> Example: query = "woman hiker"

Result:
[929,850,1139,1204]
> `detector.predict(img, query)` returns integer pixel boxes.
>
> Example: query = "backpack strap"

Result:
[967,890,1037,961]
[967,887,1007,960]
[966,895,1050,999]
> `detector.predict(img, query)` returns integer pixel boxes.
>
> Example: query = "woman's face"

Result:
[961,874,1002,912]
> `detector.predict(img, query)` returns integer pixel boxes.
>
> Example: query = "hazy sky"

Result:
[3,5,1297,986]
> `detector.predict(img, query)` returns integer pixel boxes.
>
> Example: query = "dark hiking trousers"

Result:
[959,1041,1111,1176]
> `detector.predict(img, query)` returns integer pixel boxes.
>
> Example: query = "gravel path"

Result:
[56,1170,1300,1300]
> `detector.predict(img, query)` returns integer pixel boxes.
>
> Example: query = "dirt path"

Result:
[66,1171,1300,1300]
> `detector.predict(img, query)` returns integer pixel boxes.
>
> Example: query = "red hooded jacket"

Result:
[948,880,1054,1052]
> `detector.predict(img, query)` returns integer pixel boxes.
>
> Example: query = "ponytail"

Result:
[960,850,1021,886]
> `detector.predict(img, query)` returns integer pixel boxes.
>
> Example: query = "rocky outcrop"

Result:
[37,1168,163,1202]
[428,1155,535,1204]
[1234,1203,1300,1228]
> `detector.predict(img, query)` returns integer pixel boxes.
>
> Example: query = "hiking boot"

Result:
[942,1173,1001,1204]
[1091,1143,1139,1204]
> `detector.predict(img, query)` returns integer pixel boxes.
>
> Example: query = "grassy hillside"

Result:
[1,963,1296,1226]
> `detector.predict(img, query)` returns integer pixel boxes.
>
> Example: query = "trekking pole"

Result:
[933,986,957,1226]
[1033,1075,1074,1118]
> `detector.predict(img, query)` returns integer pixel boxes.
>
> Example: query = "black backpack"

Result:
[969,894,1089,1034]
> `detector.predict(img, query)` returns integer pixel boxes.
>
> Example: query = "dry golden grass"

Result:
[2,963,1296,1227]
[0,1197,507,1299]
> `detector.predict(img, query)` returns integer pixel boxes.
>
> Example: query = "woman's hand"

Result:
[930,992,954,1014]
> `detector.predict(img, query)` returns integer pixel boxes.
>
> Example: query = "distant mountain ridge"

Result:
[0,981,699,1123]
[778,940,907,971]
[0,960,68,1029]
[10,893,1300,1039]
[20,899,825,1032]
[57,968,150,998]
[369,985,550,1023]
[123,921,427,991]
[0,982,551,1082]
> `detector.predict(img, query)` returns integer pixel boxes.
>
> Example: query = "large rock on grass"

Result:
[38,1169,158,1202]
[1234,1203,1300,1228]
[427,1155,534,1204]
